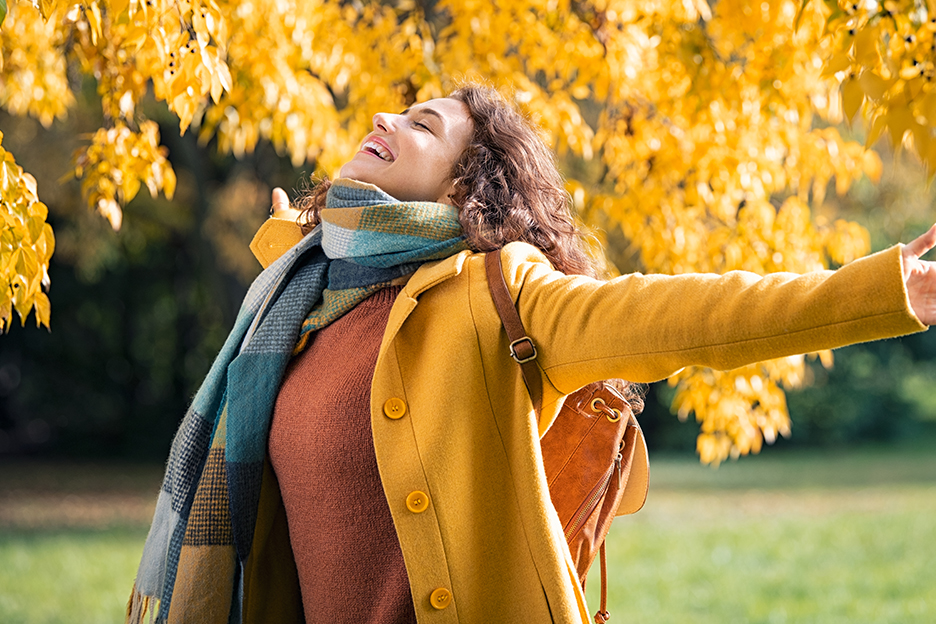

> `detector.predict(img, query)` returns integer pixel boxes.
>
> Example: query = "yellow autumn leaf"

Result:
[163,167,177,200]
[859,70,890,101]
[853,24,881,67]
[841,77,864,121]
[866,112,888,147]
[33,290,50,329]
[822,51,851,77]
[38,0,56,21]
[87,1,102,46]
[0,291,11,332]
[123,26,149,52]
[921,92,936,127]
[889,107,914,146]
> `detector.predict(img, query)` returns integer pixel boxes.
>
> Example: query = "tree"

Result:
[2,0,935,463]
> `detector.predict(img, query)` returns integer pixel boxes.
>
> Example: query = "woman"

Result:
[130,84,936,624]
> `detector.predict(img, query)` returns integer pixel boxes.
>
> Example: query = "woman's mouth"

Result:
[361,140,395,162]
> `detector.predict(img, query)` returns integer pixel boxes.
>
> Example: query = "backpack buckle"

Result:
[509,337,538,364]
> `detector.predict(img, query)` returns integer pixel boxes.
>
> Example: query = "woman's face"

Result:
[339,97,474,204]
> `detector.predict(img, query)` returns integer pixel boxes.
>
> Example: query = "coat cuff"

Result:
[895,243,928,328]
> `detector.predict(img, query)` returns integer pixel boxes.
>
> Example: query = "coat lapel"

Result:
[377,250,474,359]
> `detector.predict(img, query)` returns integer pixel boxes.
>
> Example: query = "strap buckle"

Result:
[509,337,538,364]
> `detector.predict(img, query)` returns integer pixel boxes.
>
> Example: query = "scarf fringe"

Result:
[127,586,159,624]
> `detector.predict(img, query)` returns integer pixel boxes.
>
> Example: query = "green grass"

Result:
[0,528,147,624]
[1,449,934,623]
[0,461,159,624]
[584,447,936,623]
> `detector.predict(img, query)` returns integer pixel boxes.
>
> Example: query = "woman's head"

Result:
[299,83,596,277]
[337,97,474,204]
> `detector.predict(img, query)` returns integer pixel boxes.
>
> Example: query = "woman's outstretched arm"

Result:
[498,239,926,390]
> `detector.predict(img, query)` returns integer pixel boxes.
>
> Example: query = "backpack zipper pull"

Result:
[615,452,623,489]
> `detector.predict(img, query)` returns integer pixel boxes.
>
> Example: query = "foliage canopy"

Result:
[3,0,936,463]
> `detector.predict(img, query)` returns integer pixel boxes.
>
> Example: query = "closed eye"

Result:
[400,106,445,133]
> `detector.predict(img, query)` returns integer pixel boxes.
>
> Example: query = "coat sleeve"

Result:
[499,242,927,392]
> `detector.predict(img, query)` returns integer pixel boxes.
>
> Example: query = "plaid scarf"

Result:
[128,179,468,624]
[294,179,466,352]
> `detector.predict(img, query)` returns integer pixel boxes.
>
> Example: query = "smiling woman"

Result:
[129,82,936,624]
[338,98,474,204]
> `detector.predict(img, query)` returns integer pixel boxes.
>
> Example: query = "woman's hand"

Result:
[902,224,936,325]
[270,187,301,220]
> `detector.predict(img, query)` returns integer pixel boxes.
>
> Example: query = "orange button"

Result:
[430,587,452,610]
[405,490,430,513]
[383,397,407,419]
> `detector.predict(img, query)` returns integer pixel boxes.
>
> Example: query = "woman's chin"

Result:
[338,158,383,184]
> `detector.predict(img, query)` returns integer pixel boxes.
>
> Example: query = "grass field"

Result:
[584,447,936,623]
[1,446,934,623]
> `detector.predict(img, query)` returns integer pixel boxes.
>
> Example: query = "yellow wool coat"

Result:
[245,218,926,623]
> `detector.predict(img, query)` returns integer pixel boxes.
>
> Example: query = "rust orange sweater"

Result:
[268,286,415,624]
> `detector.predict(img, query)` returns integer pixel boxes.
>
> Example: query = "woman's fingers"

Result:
[903,223,936,260]
[269,187,302,220]
[271,187,290,215]
[901,224,936,324]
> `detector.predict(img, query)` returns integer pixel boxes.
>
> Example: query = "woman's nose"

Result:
[372,112,396,133]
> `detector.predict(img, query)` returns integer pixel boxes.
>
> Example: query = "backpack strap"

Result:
[593,544,610,623]
[484,249,543,416]
[486,249,614,621]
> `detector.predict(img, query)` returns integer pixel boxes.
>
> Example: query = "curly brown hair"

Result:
[446,85,601,278]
